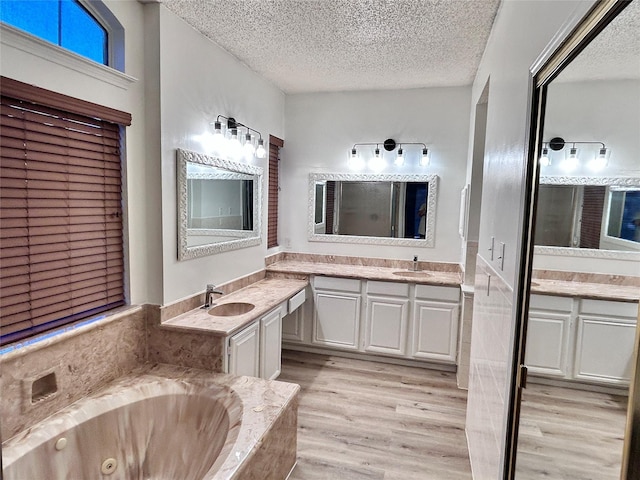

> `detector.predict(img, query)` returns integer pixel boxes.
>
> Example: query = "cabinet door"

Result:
[282,308,304,343]
[411,300,459,362]
[313,291,361,350]
[228,321,260,377]
[574,315,636,385]
[525,311,571,377]
[364,295,409,355]
[260,308,282,380]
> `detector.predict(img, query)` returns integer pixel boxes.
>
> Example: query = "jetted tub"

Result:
[2,366,299,480]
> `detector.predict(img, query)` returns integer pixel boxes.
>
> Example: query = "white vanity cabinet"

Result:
[525,295,573,378]
[312,276,362,350]
[364,281,409,356]
[526,294,638,387]
[227,302,286,380]
[411,285,460,362]
[574,299,638,385]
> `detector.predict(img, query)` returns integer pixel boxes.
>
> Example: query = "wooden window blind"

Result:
[0,81,130,346]
[267,135,284,249]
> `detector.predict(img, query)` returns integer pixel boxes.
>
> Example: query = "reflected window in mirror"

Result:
[607,188,640,244]
[177,149,263,260]
[308,173,438,247]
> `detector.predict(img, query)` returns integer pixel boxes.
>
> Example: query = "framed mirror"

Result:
[308,173,438,247]
[535,176,640,257]
[177,149,262,260]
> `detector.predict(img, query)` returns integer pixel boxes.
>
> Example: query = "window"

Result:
[0,77,131,346]
[267,135,284,249]
[1,0,108,65]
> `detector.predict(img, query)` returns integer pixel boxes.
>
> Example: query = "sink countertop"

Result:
[161,277,308,336]
[266,260,463,287]
[530,279,639,303]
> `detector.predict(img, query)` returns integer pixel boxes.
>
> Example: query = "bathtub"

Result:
[2,365,299,480]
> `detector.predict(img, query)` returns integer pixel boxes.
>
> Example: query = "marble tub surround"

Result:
[161,277,308,336]
[0,306,147,441]
[266,252,463,286]
[531,270,640,302]
[2,364,299,480]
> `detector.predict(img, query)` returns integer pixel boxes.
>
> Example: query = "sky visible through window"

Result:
[1,0,107,65]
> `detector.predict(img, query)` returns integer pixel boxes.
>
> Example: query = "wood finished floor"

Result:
[516,382,627,480]
[279,351,472,480]
[280,351,628,480]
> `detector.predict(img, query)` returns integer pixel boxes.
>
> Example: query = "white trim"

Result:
[0,23,137,90]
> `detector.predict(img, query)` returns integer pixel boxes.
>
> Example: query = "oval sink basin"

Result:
[208,302,255,317]
[392,271,431,278]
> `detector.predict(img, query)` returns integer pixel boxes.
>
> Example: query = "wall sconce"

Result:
[349,138,430,170]
[543,137,609,171]
[209,115,266,161]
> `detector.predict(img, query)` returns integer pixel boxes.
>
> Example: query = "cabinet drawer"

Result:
[314,276,361,293]
[579,299,638,319]
[289,288,306,313]
[415,284,459,302]
[367,281,409,297]
[529,294,573,312]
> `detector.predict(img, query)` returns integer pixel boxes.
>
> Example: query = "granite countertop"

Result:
[266,260,462,287]
[161,277,308,336]
[530,278,639,303]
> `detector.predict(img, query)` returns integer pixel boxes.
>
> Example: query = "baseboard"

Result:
[282,344,457,373]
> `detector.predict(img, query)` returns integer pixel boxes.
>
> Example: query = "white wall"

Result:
[153,5,285,304]
[282,87,471,262]
[464,1,597,479]
[0,0,154,305]
[533,79,640,276]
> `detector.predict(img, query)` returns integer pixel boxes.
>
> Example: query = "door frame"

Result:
[504,1,635,478]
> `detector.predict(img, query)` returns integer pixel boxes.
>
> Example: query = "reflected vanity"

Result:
[309,173,438,247]
[177,149,263,260]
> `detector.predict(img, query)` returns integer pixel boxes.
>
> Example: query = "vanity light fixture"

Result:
[545,137,610,171]
[349,138,431,170]
[208,115,267,162]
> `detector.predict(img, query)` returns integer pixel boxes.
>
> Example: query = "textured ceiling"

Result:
[556,0,640,83]
[161,0,502,93]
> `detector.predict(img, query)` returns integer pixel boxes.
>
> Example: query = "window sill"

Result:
[0,23,137,90]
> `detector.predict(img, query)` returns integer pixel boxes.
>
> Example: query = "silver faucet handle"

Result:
[206,284,217,292]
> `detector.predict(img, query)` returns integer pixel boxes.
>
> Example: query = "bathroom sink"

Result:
[208,302,255,317]
[392,271,432,278]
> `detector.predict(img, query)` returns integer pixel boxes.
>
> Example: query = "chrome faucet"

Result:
[202,284,224,308]
[412,255,419,271]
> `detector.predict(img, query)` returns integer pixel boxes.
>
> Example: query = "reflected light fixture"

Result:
[349,138,431,170]
[545,137,610,172]
[539,144,551,166]
[205,115,266,162]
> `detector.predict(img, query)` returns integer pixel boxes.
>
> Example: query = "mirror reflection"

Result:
[177,149,262,260]
[309,173,438,247]
[535,179,640,251]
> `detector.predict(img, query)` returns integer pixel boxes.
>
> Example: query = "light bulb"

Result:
[210,121,224,153]
[420,148,430,167]
[589,147,608,171]
[255,138,267,159]
[394,148,404,166]
[369,147,386,171]
[243,133,255,160]
[539,147,550,166]
[227,128,243,160]
[562,147,579,171]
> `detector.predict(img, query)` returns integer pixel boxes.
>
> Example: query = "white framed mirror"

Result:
[308,173,438,247]
[177,149,262,260]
